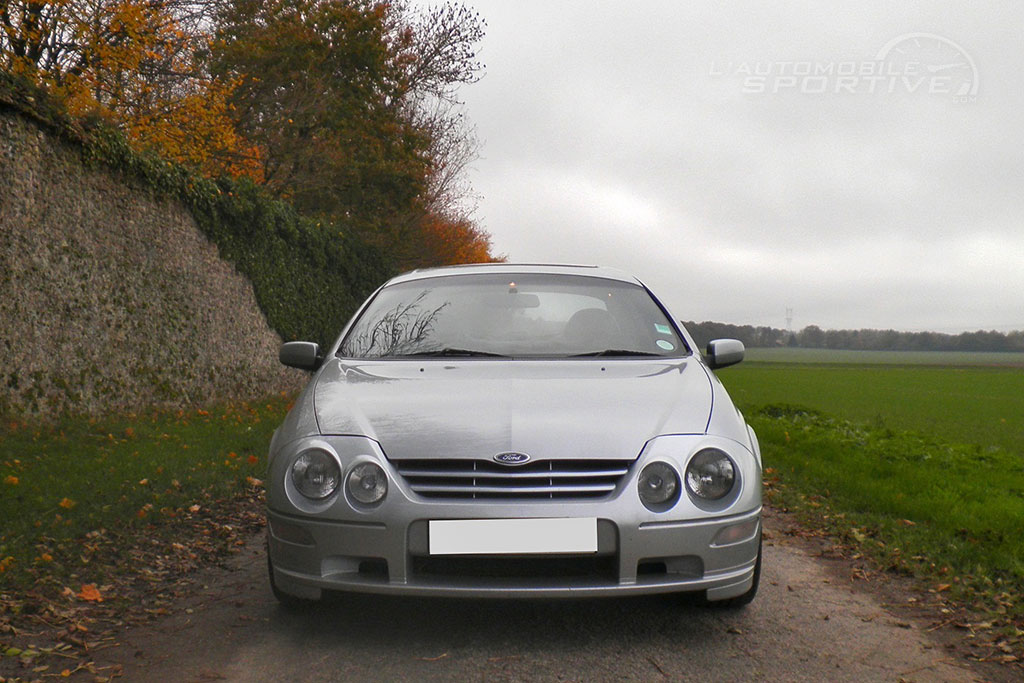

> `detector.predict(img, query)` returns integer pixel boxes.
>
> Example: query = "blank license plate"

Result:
[429,518,598,555]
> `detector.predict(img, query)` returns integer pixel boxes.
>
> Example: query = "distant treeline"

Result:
[684,321,1024,353]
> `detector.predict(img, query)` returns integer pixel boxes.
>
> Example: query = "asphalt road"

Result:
[99,509,992,682]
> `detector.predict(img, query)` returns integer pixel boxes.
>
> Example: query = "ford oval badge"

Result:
[493,452,531,466]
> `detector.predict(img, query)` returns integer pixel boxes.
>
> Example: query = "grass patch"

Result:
[744,347,1024,367]
[723,362,1024,454]
[719,353,1024,628]
[0,394,291,595]
[749,404,1024,625]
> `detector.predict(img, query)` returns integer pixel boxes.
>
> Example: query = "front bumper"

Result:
[267,505,761,601]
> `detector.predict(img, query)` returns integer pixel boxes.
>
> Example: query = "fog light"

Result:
[711,519,759,547]
[347,462,387,504]
[685,449,735,500]
[638,462,679,511]
[291,449,341,500]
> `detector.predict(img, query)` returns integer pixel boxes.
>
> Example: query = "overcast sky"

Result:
[452,1,1024,333]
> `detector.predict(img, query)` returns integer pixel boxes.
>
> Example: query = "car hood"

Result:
[312,358,712,461]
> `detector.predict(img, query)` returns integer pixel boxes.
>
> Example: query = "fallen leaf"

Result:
[419,653,449,661]
[77,584,103,602]
[59,497,76,509]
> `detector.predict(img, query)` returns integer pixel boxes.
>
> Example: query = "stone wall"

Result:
[0,108,302,418]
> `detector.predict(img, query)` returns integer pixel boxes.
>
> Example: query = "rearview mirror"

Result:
[706,338,744,369]
[480,292,540,309]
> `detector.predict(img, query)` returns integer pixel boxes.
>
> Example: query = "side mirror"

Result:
[280,341,322,371]
[706,338,744,369]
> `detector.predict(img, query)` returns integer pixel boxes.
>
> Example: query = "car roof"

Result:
[386,263,642,286]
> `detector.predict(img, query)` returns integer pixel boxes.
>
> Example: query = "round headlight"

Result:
[638,461,679,510]
[347,462,388,505]
[685,449,736,500]
[291,449,341,500]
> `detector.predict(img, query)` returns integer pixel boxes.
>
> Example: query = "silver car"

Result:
[266,264,762,607]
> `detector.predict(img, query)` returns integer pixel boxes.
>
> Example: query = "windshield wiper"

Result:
[570,349,664,358]
[394,348,509,358]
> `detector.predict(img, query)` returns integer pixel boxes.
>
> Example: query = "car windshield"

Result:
[338,273,689,359]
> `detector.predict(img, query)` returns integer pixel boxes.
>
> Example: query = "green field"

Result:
[723,355,1024,455]
[744,347,1024,367]
[717,349,1024,624]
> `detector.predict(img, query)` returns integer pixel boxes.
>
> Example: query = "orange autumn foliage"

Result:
[0,1,260,179]
[2,1,499,261]
[126,74,264,180]
[415,213,505,267]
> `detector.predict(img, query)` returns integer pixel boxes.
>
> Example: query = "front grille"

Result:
[392,458,633,500]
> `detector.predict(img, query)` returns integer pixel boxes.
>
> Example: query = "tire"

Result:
[703,536,762,609]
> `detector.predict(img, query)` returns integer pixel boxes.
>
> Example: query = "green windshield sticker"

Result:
[656,339,674,351]
[654,323,672,335]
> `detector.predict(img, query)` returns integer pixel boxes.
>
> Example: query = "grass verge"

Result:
[750,404,1024,641]
[0,394,291,597]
